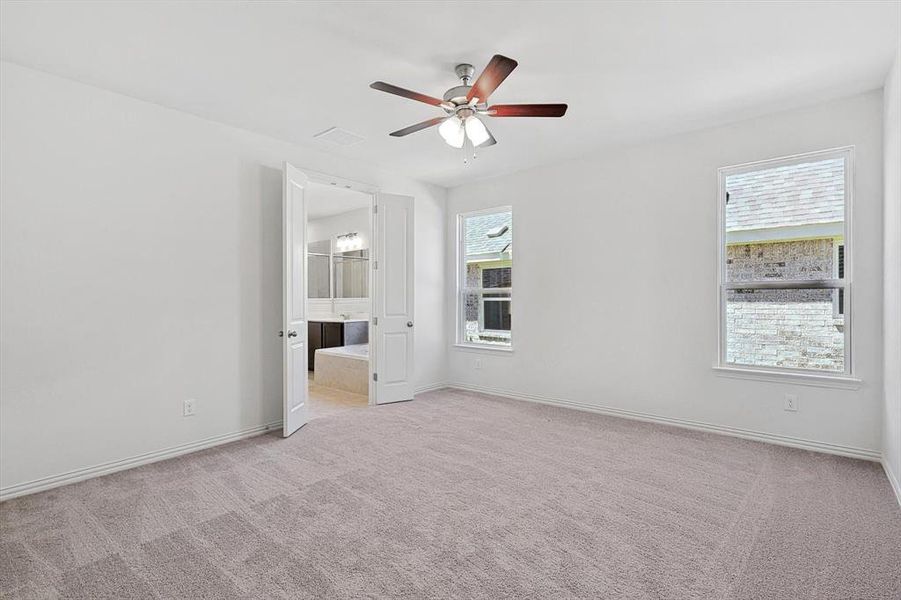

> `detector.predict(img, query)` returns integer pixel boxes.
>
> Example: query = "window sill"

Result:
[453,343,514,354]
[713,366,862,390]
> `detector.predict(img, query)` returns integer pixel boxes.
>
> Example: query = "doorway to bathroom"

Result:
[305,181,373,420]
[281,163,416,437]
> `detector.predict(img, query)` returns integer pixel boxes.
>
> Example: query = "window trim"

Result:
[715,146,854,379]
[456,206,514,349]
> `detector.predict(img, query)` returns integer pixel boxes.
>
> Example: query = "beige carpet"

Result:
[1,388,900,599]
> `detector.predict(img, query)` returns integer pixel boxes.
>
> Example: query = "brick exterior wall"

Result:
[725,238,844,371]
[727,238,834,281]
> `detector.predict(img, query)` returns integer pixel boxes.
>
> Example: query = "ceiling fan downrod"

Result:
[455,63,475,86]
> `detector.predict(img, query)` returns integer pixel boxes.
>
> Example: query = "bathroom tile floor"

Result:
[307,373,370,420]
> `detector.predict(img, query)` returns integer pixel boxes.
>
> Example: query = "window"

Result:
[458,208,513,348]
[718,148,851,375]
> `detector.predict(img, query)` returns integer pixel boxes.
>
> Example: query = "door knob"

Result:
[287,330,298,337]
[406,321,413,328]
[278,331,284,337]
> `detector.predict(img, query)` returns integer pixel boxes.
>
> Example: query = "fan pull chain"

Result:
[462,136,477,166]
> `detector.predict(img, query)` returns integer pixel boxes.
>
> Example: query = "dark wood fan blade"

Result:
[488,104,568,117]
[370,81,444,106]
[389,116,447,137]
[467,54,518,102]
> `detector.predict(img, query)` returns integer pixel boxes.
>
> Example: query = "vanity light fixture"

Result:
[336,232,362,252]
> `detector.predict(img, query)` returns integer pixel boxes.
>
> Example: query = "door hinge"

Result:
[373,317,378,326]
[373,373,378,382]
[373,204,378,214]
[373,261,378,270]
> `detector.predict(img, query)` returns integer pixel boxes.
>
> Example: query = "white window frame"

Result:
[456,206,513,350]
[716,146,854,380]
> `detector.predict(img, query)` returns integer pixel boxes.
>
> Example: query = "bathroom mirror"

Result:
[333,249,369,298]
[307,241,369,300]
[307,239,331,298]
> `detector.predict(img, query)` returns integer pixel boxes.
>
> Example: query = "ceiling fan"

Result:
[370,54,567,153]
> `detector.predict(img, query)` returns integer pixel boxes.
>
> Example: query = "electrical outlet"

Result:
[784,393,799,412]
[474,358,482,370]
[183,398,197,417]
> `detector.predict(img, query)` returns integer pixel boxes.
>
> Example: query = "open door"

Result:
[282,163,309,436]
[373,193,415,404]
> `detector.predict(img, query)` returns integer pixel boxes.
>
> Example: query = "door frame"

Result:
[298,168,379,406]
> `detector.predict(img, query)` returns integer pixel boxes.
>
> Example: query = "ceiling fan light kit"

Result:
[370,54,568,162]
[438,115,465,148]
[464,116,491,147]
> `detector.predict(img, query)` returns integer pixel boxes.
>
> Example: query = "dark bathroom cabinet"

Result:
[307,320,369,371]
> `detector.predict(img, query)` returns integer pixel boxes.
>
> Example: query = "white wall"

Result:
[883,46,901,500]
[307,206,371,253]
[0,62,447,494]
[447,91,885,456]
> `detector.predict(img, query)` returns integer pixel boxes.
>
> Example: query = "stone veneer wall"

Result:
[465,264,481,322]
[725,238,844,371]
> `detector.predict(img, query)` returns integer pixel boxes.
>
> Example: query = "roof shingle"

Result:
[464,211,512,257]
[725,158,844,232]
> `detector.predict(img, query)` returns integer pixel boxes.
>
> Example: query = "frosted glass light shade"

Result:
[464,116,491,147]
[438,116,465,148]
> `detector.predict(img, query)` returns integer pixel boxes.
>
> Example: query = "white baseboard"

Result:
[448,382,881,462]
[415,382,448,395]
[883,458,901,508]
[1,384,448,502]
[0,421,283,502]
[4,385,884,503]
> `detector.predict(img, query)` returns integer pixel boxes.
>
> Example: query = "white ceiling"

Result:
[1,1,898,188]
[306,184,370,220]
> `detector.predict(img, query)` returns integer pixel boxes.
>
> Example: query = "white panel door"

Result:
[282,163,309,436]
[374,193,415,404]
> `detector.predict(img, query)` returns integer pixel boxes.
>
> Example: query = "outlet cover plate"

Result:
[183,399,197,417]
[784,394,799,412]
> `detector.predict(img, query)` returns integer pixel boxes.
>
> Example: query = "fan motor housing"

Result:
[443,85,472,104]
[444,63,477,104]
